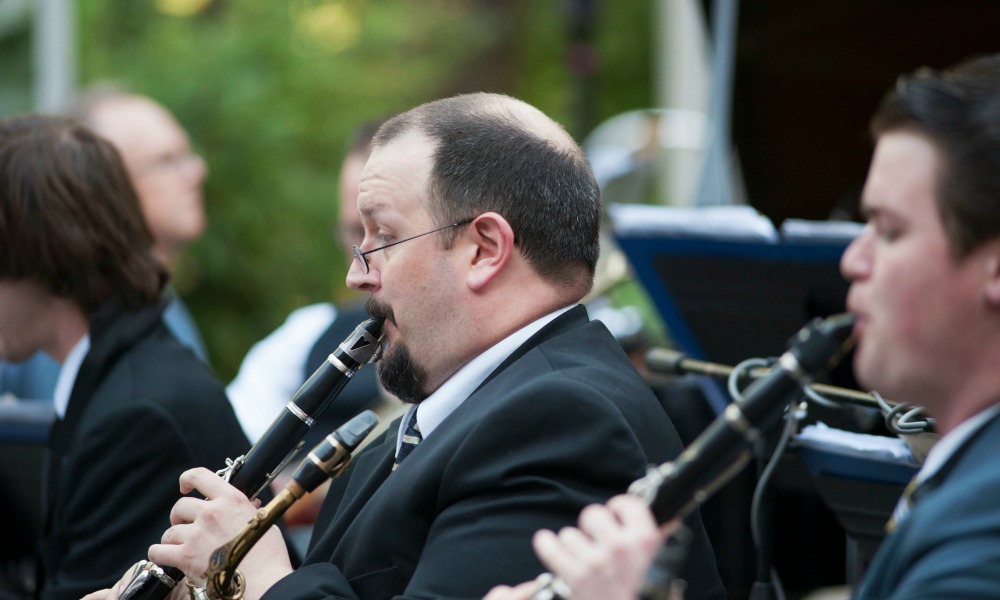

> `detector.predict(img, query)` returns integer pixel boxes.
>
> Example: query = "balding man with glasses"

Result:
[88,93,724,600]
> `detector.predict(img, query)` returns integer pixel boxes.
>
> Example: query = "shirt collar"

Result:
[914,402,1000,486]
[53,334,90,419]
[396,304,576,454]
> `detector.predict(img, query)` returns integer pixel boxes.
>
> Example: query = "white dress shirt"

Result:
[53,334,90,419]
[395,305,575,457]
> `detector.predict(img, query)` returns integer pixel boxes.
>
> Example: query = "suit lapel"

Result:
[922,408,1000,495]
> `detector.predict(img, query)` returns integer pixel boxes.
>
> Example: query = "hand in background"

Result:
[483,495,676,600]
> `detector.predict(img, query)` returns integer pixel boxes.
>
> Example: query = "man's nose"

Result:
[840,225,873,281]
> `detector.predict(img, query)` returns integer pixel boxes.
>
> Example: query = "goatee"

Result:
[366,297,429,404]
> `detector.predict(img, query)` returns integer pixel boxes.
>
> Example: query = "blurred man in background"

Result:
[75,87,211,363]
[225,120,395,546]
[227,119,390,447]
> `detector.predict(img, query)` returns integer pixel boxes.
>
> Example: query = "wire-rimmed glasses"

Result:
[351,217,475,274]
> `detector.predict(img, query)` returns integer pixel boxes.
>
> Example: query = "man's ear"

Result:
[465,212,514,292]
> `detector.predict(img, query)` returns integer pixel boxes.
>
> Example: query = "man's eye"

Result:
[875,225,900,242]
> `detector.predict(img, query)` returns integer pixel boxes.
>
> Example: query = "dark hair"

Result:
[0,114,165,313]
[345,117,388,159]
[871,54,1000,258]
[374,93,601,287]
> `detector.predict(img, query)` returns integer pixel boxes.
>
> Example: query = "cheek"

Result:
[0,296,28,328]
[135,189,162,227]
[858,259,924,363]
[874,252,973,352]
[875,269,922,330]
[0,306,35,352]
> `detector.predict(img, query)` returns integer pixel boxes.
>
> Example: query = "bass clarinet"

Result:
[119,317,385,600]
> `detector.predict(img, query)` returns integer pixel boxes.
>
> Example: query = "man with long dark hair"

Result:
[0,115,251,600]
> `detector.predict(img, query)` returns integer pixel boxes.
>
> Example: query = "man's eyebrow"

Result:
[858,200,883,221]
[358,200,385,219]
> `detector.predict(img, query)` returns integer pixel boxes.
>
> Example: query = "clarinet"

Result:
[193,410,381,600]
[531,313,856,600]
[119,317,385,600]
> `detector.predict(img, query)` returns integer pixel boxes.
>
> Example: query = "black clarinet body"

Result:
[531,313,856,600]
[632,312,855,522]
[226,317,384,499]
[118,317,384,600]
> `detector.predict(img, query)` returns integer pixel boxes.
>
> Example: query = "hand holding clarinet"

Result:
[484,495,682,600]
[84,410,380,600]
[82,317,384,600]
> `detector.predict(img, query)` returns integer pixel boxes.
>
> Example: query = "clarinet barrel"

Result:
[226,317,385,499]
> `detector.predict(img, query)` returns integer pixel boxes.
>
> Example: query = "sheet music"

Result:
[608,203,779,242]
[796,421,918,465]
[608,203,865,246]
[780,218,865,243]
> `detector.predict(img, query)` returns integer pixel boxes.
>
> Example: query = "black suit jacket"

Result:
[264,305,724,600]
[37,297,252,600]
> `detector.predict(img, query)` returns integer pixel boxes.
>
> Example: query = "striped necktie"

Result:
[886,472,939,533]
[393,412,422,471]
[885,410,1000,533]
[885,476,921,532]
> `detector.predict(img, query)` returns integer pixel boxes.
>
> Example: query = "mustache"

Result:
[365,297,395,324]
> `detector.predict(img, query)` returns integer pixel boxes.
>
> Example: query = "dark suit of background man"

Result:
[115,92,725,600]
[0,114,251,600]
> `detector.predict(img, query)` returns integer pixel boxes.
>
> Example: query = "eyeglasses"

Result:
[352,217,475,274]
[137,151,203,176]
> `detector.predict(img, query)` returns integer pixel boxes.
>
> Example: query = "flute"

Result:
[118,317,384,600]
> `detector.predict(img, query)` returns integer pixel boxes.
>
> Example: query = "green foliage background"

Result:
[76,0,654,380]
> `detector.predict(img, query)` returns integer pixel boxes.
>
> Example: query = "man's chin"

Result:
[0,350,25,363]
[852,351,884,395]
